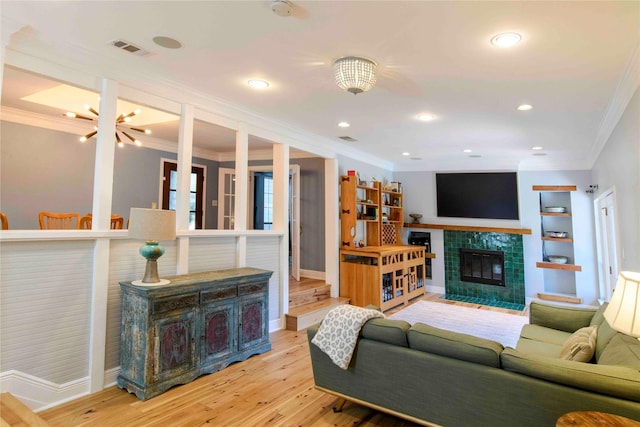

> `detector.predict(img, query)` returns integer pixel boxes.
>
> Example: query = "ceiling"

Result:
[1,1,638,171]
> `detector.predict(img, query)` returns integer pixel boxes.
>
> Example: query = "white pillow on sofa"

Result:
[560,325,598,362]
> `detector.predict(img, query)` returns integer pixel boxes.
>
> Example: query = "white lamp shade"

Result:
[128,208,176,241]
[604,271,640,338]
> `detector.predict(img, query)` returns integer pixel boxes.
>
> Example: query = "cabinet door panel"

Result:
[238,294,267,351]
[202,301,236,363]
[153,312,196,381]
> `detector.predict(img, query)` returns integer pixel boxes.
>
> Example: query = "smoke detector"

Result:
[271,0,293,17]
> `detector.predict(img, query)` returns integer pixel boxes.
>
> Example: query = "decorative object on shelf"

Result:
[334,56,377,95]
[545,231,568,238]
[604,271,640,339]
[64,105,151,147]
[409,213,422,224]
[547,255,569,264]
[585,184,599,194]
[544,206,567,213]
[390,182,402,192]
[128,208,176,285]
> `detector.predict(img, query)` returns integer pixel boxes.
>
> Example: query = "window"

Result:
[162,161,204,229]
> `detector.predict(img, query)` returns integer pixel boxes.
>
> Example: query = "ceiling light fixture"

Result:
[334,56,377,95]
[417,113,435,122]
[64,105,150,147]
[518,104,533,111]
[248,79,270,89]
[402,152,411,156]
[338,121,350,128]
[463,149,472,153]
[491,32,522,48]
[532,146,543,150]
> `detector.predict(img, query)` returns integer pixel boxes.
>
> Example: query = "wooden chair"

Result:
[0,212,8,230]
[79,215,92,229]
[39,212,81,229]
[79,213,124,229]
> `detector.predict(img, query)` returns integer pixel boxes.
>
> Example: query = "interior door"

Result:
[162,161,204,229]
[595,189,619,302]
[218,168,236,230]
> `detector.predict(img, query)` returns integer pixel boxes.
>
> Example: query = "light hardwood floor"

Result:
[38,293,527,427]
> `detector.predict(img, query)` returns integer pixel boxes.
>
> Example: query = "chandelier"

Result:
[64,105,151,147]
[334,56,377,95]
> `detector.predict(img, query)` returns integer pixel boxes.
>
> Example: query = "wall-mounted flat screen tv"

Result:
[436,172,519,220]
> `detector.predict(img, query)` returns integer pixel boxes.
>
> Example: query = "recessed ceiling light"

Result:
[417,113,435,122]
[517,104,533,111]
[463,149,472,153]
[248,79,269,89]
[152,36,182,49]
[338,121,350,128]
[532,146,543,150]
[402,152,411,156]
[491,32,522,48]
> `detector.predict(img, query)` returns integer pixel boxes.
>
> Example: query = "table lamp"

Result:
[604,271,640,340]
[128,208,176,286]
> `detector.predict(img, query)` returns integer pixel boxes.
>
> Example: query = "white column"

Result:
[88,78,118,392]
[176,104,194,274]
[235,122,249,267]
[273,143,290,323]
[325,158,340,296]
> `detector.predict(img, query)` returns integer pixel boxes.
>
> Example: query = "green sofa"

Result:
[307,301,640,427]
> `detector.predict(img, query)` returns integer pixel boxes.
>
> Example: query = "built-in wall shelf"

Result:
[541,237,573,243]
[536,261,582,272]
[537,292,583,304]
[404,223,532,235]
[540,212,572,217]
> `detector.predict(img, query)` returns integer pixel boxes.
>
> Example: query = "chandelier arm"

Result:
[121,130,137,143]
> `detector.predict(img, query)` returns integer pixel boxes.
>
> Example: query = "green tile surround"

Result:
[444,230,525,306]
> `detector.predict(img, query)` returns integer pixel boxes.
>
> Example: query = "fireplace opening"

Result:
[460,248,505,286]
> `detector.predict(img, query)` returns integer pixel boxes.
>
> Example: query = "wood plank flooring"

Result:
[38,293,527,427]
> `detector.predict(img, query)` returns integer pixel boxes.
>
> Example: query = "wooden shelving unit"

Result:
[534,185,582,302]
[339,175,428,311]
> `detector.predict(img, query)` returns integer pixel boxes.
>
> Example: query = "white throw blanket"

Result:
[311,304,384,369]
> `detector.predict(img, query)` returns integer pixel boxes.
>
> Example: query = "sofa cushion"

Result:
[361,318,411,347]
[501,347,640,402]
[589,303,620,360]
[516,337,563,358]
[529,301,597,333]
[407,323,503,368]
[559,325,597,362]
[598,333,640,370]
[519,324,572,346]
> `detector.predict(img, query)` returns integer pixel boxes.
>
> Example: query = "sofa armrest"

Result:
[529,301,598,333]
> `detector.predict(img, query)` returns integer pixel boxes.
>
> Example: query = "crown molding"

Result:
[590,40,640,166]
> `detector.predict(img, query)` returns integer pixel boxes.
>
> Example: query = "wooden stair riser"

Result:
[289,284,331,308]
[285,297,350,331]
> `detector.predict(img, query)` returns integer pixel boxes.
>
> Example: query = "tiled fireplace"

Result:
[444,230,525,308]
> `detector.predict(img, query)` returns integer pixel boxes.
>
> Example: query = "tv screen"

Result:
[436,172,519,220]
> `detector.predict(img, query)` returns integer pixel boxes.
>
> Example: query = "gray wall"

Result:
[591,87,640,271]
[1,120,219,229]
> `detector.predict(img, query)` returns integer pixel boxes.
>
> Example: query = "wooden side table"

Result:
[557,411,640,426]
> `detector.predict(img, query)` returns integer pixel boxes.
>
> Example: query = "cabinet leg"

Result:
[333,398,347,412]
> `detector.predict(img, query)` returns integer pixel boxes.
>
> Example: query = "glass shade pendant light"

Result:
[334,56,377,95]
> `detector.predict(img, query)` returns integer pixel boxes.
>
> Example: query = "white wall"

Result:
[591,88,640,272]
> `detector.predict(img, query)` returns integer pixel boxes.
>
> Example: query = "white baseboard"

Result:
[426,284,445,294]
[104,367,120,388]
[299,269,325,281]
[269,318,282,333]
[0,370,90,412]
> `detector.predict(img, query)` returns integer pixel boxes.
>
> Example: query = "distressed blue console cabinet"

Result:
[117,268,272,400]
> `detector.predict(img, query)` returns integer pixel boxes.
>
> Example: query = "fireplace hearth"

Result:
[460,248,505,286]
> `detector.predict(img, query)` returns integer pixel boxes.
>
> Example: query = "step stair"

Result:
[1,392,51,426]
[289,279,332,308]
[285,296,350,331]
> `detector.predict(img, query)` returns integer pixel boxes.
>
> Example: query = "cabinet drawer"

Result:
[152,294,198,314]
[238,281,268,296]
[201,285,237,303]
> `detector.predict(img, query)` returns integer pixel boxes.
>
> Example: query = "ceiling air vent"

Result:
[110,39,151,56]
[338,136,357,142]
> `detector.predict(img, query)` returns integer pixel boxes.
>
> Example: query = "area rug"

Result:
[389,300,528,348]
